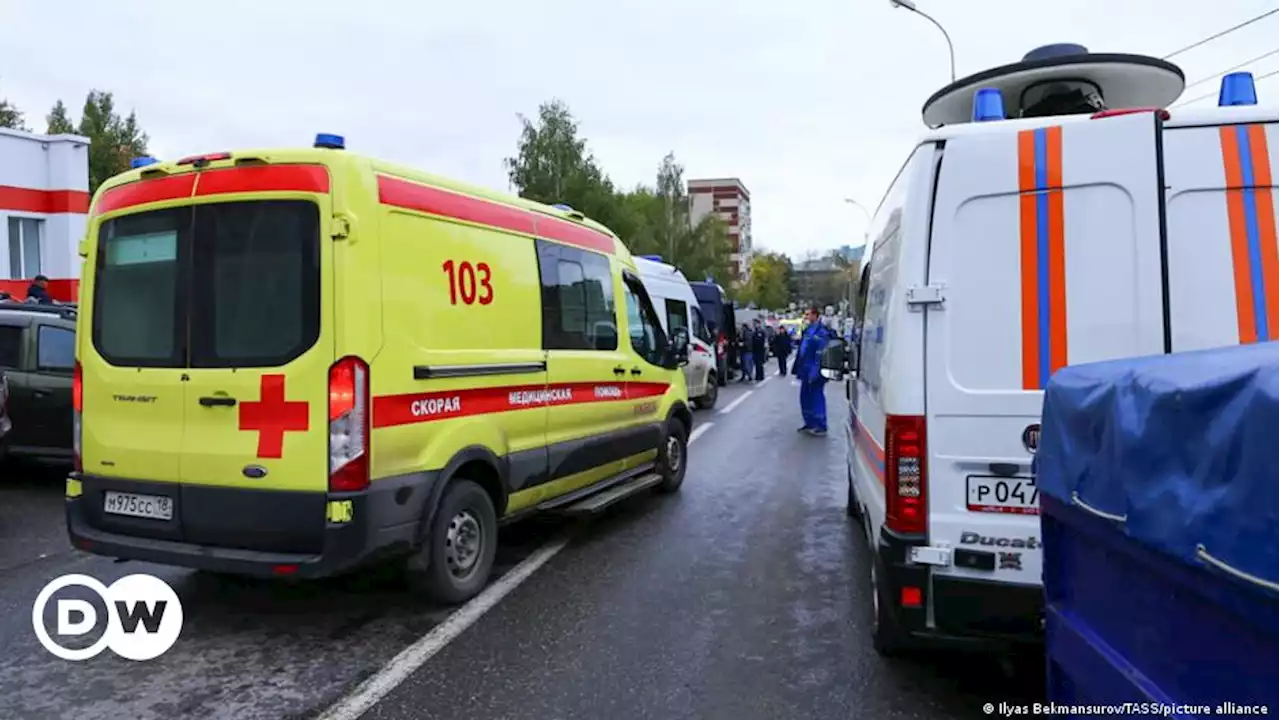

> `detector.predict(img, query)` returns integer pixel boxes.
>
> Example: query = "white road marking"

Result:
[718,391,754,415]
[315,537,570,720]
[689,422,712,445]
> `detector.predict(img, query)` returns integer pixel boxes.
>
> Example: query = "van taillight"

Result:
[884,414,927,535]
[328,356,370,493]
[72,361,83,473]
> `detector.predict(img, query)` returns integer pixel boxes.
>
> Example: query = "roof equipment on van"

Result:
[971,88,1005,122]
[921,43,1185,127]
[177,152,232,166]
[314,133,346,149]
[130,156,158,169]
[639,255,664,262]
[1219,71,1258,107]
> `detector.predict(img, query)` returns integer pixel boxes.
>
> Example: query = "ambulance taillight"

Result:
[884,414,927,535]
[72,360,83,473]
[328,356,370,492]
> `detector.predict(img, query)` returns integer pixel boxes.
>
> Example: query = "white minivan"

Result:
[822,57,1277,655]
[635,256,719,408]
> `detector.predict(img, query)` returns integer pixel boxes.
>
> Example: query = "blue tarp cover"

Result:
[1037,342,1279,591]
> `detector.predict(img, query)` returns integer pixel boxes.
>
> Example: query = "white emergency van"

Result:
[635,256,719,408]
[822,46,1278,655]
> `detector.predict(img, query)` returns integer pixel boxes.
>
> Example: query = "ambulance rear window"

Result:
[93,200,320,368]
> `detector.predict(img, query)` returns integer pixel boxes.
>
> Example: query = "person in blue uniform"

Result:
[792,306,832,436]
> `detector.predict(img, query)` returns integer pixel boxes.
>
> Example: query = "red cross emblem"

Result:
[239,374,310,459]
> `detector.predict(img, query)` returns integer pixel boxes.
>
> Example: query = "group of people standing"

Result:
[732,307,834,437]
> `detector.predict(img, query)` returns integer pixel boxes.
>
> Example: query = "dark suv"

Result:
[0,303,77,464]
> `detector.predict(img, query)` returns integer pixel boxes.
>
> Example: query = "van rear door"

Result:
[1163,116,1278,351]
[925,114,1166,600]
[178,197,333,552]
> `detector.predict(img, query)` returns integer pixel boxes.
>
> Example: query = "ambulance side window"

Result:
[536,241,618,351]
[623,276,667,366]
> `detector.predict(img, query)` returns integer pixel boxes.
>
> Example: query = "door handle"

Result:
[198,396,237,407]
[613,366,627,376]
[630,367,643,376]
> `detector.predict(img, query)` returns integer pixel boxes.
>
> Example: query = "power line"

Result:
[1183,49,1279,91]
[1172,68,1279,107]
[1161,8,1278,60]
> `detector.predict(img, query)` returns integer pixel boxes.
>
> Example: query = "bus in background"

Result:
[690,280,735,386]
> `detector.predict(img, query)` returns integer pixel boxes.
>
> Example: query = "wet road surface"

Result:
[0,372,1043,719]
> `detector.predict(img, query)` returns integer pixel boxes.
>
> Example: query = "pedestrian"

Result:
[792,305,832,436]
[771,326,791,376]
[25,275,54,305]
[751,318,767,381]
[738,323,754,383]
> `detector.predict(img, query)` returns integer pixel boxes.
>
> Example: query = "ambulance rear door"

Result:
[1163,110,1278,351]
[924,112,1167,607]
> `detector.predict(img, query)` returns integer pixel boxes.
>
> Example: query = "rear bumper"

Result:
[876,527,1044,650]
[67,472,435,579]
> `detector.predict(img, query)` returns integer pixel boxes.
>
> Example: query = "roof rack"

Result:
[0,301,78,318]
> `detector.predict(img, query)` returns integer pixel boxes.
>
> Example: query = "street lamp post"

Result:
[888,0,957,83]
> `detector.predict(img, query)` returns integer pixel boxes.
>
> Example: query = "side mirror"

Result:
[819,338,850,381]
[666,328,690,369]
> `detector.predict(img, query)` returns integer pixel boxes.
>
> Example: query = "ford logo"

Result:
[1022,424,1040,454]
[242,465,268,479]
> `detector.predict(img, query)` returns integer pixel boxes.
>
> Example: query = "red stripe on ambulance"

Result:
[372,381,671,428]
[376,175,617,255]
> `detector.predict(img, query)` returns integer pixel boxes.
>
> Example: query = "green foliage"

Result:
[0,85,26,130]
[45,100,75,134]
[77,91,149,194]
[505,100,733,283]
[739,251,792,310]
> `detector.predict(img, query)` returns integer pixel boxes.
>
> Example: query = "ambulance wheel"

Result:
[694,376,718,409]
[870,558,908,657]
[655,421,688,494]
[409,479,497,605]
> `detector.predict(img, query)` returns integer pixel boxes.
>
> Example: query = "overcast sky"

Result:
[2,0,1277,260]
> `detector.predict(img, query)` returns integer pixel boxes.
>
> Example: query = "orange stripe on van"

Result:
[1017,130,1040,390]
[1219,126,1259,344]
[1246,124,1279,341]
[1045,126,1068,376]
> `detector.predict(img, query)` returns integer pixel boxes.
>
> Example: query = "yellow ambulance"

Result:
[66,134,693,603]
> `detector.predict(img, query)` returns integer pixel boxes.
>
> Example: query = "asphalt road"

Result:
[0,370,1043,720]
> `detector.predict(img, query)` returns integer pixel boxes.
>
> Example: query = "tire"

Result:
[655,420,689,494]
[406,479,498,605]
[869,558,909,657]
[694,375,718,409]
[845,466,862,519]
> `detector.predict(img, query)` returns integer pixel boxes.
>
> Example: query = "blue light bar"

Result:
[972,88,1005,122]
[639,254,663,262]
[1218,72,1258,107]
[552,203,574,211]
[130,156,158,169]
[314,133,345,149]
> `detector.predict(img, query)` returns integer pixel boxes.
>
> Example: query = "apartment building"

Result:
[687,177,751,282]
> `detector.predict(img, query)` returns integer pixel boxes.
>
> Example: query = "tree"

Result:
[46,100,75,134]
[742,251,792,310]
[647,153,732,284]
[503,99,620,227]
[77,90,149,194]
[0,88,26,130]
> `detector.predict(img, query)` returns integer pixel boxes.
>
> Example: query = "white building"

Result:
[0,127,90,300]
[688,177,752,283]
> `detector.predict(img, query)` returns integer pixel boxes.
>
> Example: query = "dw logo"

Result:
[32,574,183,661]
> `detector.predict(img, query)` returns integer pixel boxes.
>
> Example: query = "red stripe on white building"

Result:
[0,127,90,302]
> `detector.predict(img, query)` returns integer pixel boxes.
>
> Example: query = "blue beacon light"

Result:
[552,203,574,211]
[1218,72,1258,107]
[972,88,1006,122]
[314,133,346,149]
[639,255,664,262]
[130,156,158,169]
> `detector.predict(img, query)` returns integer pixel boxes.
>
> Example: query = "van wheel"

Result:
[655,421,688,494]
[407,479,497,605]
[845,466,861,519]
[694,376,718,409]
[869,559,908,656]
